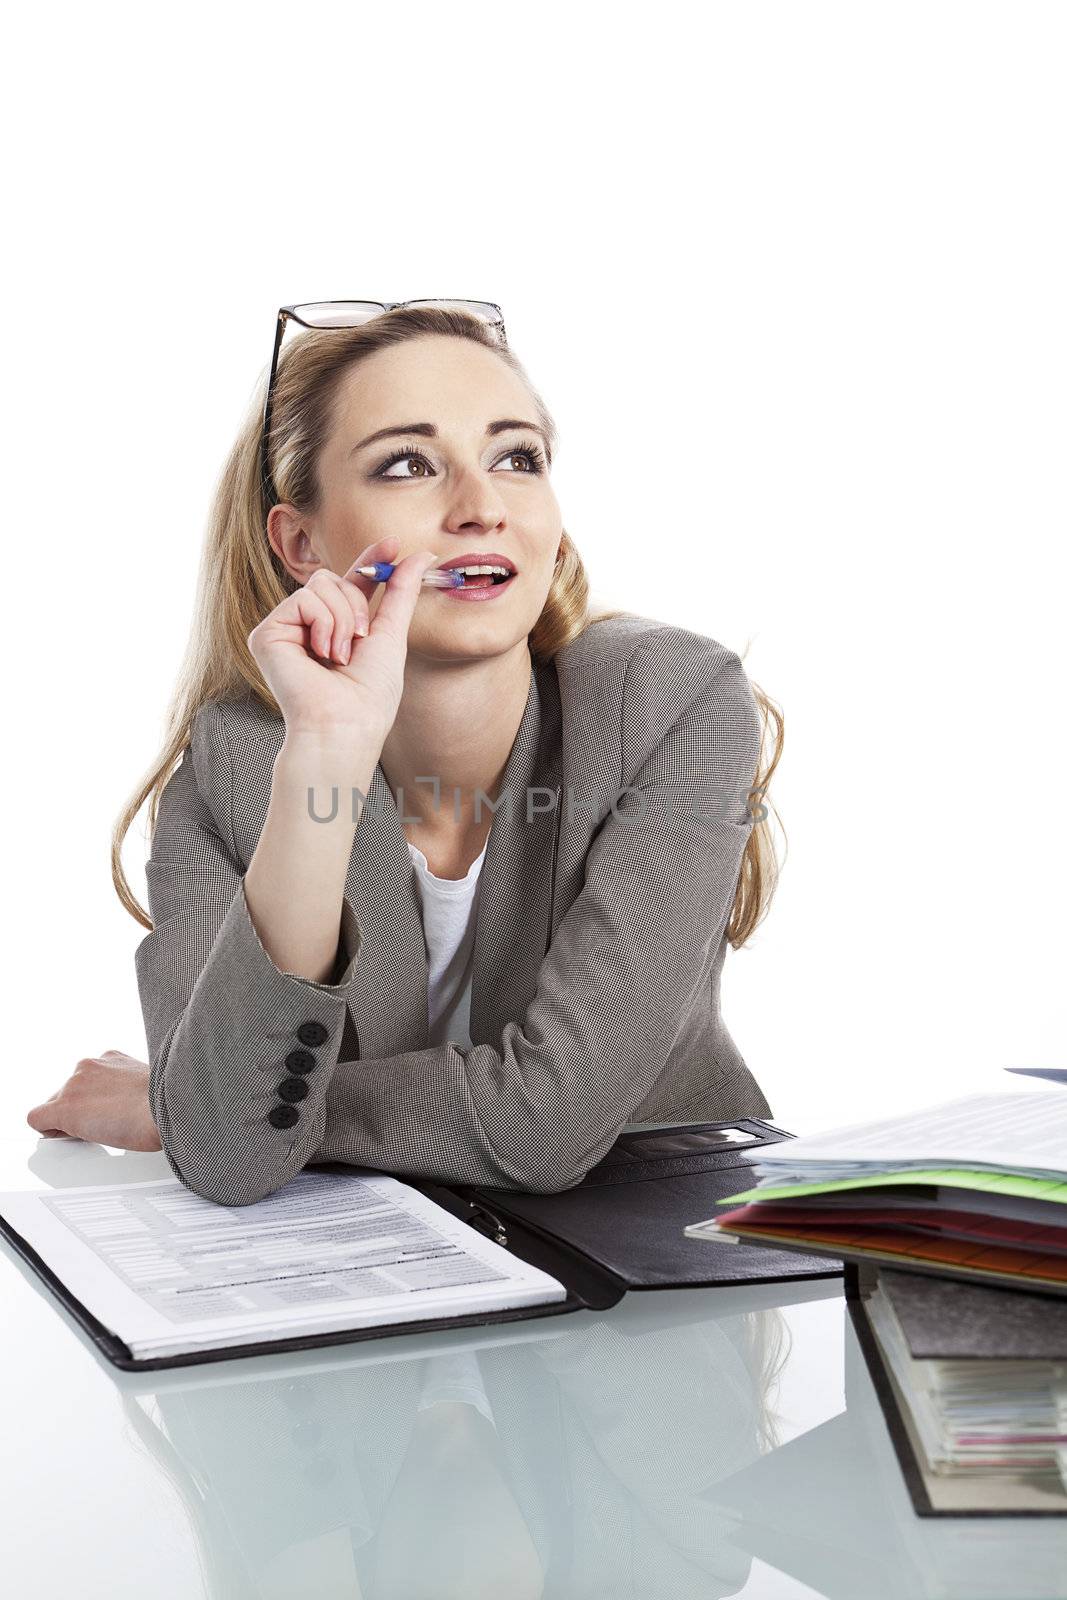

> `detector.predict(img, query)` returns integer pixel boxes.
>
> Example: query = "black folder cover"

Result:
[0,1118,842,1373]
[871,1266,1067,1360]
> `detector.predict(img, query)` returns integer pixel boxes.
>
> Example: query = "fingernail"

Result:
[340,638,351,663]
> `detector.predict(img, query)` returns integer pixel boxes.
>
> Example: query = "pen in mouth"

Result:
[353,558,519,593]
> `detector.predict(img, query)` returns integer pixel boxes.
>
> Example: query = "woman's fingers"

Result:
[253,586,343,664]
[271,546,399,666]
[26,1095,65,1135]
[368,549,441,643]
[304,569,359,663]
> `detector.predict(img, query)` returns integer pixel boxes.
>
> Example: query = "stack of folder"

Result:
[685,1074,1067,1515]
[685,1085,1067,1294]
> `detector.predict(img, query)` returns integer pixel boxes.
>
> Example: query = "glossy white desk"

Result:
[2,1135,1065,1600]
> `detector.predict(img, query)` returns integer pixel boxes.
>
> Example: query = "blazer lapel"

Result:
[341,650,562,1060]
[468,653,561,1046]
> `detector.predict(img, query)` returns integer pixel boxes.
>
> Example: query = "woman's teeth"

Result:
[454,565,512,585]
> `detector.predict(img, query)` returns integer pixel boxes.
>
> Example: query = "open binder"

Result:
[0,1118,843,1372]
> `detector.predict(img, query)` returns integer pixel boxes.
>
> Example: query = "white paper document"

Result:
[0,1169,567,1360]
[753,1092,1067,1184]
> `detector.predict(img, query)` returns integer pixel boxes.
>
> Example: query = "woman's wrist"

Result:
[278,726,385,782]
[274,729,384,836]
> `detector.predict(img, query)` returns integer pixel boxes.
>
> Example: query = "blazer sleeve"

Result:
[134,701,363,1207]
[313,638,763,1198]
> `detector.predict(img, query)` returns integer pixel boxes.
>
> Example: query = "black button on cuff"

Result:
[278,1076,310,1104]
[269,1105,300,1129]
[286,1048,316,1075]
[297,1020,328,1048]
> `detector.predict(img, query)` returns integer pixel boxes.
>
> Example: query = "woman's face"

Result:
[284,335,564,660]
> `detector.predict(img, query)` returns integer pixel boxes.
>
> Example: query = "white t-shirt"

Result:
[407,834,490,1048]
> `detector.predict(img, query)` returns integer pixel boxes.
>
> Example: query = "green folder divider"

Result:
[716,1167,1067,1208]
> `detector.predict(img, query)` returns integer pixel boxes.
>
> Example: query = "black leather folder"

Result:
[0,1118,842,1373]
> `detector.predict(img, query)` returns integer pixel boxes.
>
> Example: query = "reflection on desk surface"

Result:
[114,1288,803,1600]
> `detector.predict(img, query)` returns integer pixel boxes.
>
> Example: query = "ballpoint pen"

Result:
[352,561,464,589]
[351,561,514,590]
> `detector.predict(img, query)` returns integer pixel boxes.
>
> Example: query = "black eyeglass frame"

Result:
[258,298,507,508]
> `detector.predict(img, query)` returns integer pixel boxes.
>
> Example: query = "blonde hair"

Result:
[112,305,783,947]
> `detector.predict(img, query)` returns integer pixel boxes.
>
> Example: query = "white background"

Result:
[4,1,1064,1143]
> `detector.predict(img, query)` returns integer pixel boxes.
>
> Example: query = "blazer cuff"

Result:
[146,879,363,1207]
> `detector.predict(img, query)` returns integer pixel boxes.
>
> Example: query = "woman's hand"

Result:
[26,1051,162,1152]
[249,536,441,743]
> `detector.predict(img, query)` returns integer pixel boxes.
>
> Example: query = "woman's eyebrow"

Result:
[351,419,548,455]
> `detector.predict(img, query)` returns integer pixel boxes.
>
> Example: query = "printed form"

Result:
[0,1169,567,1359]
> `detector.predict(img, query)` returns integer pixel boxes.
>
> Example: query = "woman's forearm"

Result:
[243,731,381,984]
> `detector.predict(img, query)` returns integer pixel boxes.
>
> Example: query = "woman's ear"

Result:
[266,503,325,586]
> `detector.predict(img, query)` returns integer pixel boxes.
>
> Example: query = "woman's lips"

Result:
[437,573,518,602]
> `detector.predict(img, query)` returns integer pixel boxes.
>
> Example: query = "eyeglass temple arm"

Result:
[259,310,289,506]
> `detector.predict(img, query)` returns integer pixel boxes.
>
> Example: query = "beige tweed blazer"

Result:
[135,611,773,1207]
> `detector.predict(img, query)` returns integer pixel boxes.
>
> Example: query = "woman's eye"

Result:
[499,448,542,473]
[377,450,432,479]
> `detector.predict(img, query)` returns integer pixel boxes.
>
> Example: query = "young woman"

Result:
[27,302,783,1205]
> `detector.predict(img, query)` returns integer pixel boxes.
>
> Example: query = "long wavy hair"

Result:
[112,305,784,944]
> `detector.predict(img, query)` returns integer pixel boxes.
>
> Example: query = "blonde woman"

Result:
[27,301,782,1206]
